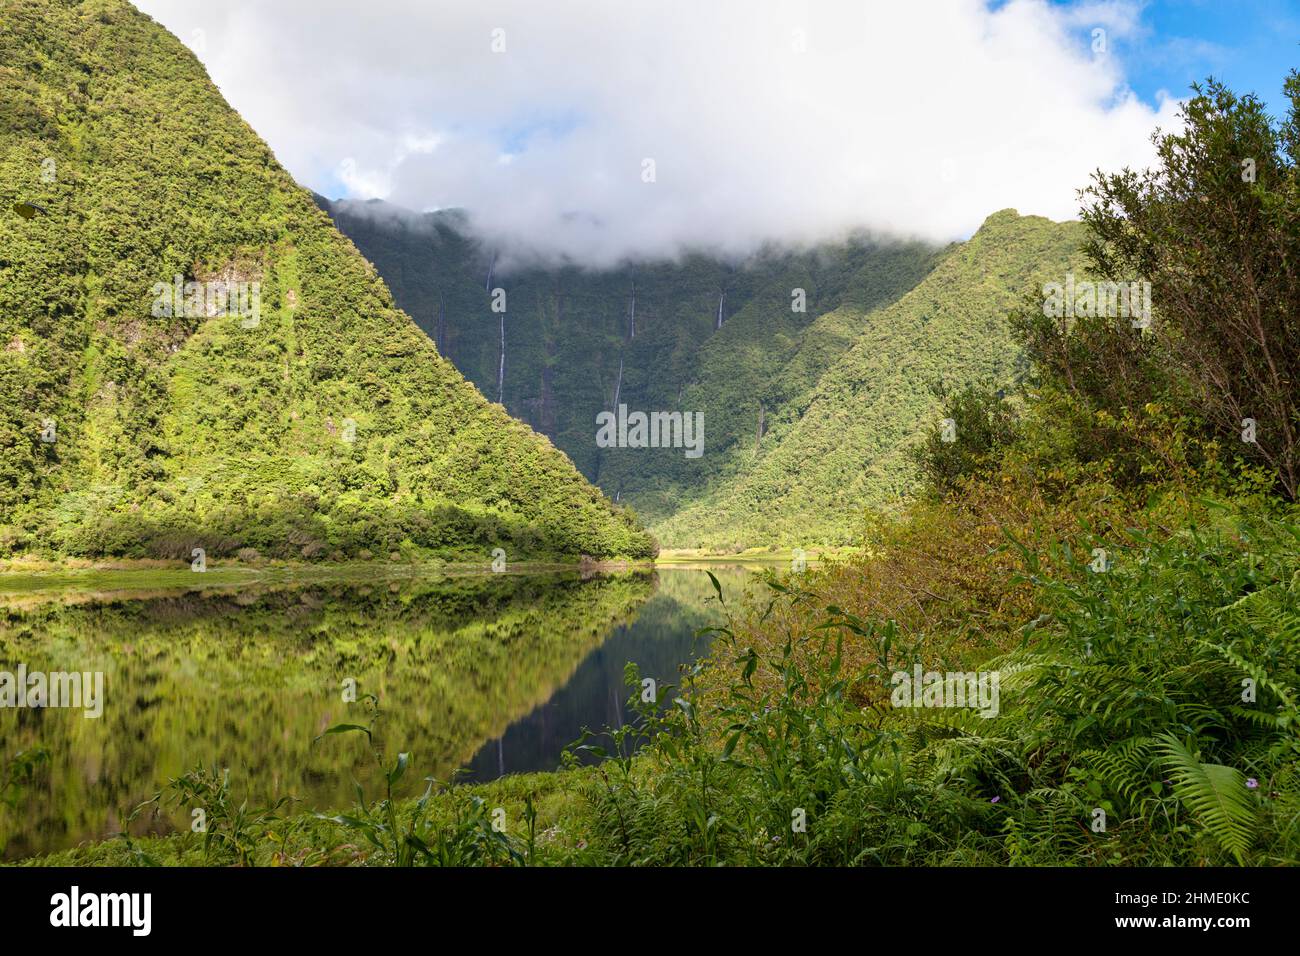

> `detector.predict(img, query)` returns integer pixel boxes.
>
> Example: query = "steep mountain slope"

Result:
[325,198,1086,549]
[655,210,1090,547]
[319,198,943,528]
[0,0,652,560]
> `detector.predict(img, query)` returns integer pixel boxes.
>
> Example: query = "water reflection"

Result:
[0,565,755,859]
[461,568,728,780]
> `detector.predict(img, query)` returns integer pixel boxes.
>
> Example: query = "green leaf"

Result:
[705,570,725,606]
[313,723,373,745]
[387,752,410,787]
[1156,732,1256,863]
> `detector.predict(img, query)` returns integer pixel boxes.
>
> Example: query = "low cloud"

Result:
[138,0,1181,267]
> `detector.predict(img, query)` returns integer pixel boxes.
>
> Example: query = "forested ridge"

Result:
[319,196,945,544]
[0,0,654,563]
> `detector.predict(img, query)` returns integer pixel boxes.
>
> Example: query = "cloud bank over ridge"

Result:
[138,0,1181,267]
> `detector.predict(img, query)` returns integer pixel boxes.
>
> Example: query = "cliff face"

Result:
[318,197,944,542]
[323,197,1086,547]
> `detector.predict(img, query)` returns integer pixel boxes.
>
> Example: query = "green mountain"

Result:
[0,0,652,561]
[656,210,1090,547]
[318,199,944,539]
[322,201,1086,548]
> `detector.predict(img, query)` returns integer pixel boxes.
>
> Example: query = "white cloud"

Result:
[136,0,1181,267]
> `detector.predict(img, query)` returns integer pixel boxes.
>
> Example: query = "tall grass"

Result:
[574,505,1300,865]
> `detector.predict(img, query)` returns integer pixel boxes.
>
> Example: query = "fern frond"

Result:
[1080,736,1156,805]
[1156,732,1256,863]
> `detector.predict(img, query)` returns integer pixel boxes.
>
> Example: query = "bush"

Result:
[910,382,1019,497]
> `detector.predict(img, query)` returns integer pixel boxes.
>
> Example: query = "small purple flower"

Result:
[1246,778,1259,789]
[990,796,1000,804]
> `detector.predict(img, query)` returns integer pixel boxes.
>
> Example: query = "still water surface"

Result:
[0,564,765,859]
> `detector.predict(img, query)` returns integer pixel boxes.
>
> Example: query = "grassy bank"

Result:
[16,769,598,867]
[655,546,856,564]
[0,556,656,593]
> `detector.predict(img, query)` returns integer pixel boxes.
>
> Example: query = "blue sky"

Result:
[1055,0,1300,118]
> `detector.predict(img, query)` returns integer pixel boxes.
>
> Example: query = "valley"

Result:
[0,0,1296,882]
[321,198,1088,549]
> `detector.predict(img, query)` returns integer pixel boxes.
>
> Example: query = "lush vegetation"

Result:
[655,210,1088,547]
[1015,75,1300,504]
[322,196,950,547]
[328,197,1096,550]
[0,0,653,562]
[3,4,1298,869]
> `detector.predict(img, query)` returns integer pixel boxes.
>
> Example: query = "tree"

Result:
[1076,74,1300,499]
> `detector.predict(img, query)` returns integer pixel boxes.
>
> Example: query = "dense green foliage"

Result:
[654,211,1088,546]
[1014,74,1300,501]
[321,197,946,545]
[906,382,1020,497]
[605,508,1300,865]
[0,0,652,561]
[327,196,1094,548]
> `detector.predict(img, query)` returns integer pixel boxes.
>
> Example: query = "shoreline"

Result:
[0,550,844,592]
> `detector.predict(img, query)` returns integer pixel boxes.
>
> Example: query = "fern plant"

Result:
[1156,732,1257,863]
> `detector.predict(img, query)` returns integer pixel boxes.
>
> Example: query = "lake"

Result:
[0,563,770,860]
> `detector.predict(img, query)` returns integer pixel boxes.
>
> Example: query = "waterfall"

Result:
[497,312,505,403]
[628,281,636,340]
[484,251,497,293]
[716,290,726,330]
[612,355,623,409]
